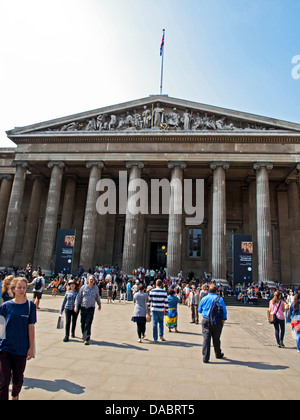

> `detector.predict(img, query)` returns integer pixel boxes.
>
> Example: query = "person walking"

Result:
[149,279,168,342]
[74,275,101,345]
[106,280,114,304]
[188,284,201,324]
[28,271,45,309]
[119,280,126,304]
[166,288,180,333]
[0,277,36,400]
[289,292,300,352]
[131,284,150,342]
[198,284,227,363]
[126,280,132,302]
[60,280,79,342]
[268,290,285,348]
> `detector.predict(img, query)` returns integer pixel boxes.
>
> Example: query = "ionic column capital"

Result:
[11,160,28,169]
[47,161,65,169]
[210,162,229,171]
[167,161,187,170]
[253,162,273,171]
[125,161,144,170]
[86,161,104,170]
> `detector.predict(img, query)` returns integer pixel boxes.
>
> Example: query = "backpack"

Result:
[209,296,224,326]
[34,277,43,290]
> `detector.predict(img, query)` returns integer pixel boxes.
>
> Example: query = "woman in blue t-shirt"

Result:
[0,277,37,400]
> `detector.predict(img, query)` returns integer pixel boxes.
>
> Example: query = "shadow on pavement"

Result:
[23,378,85,395]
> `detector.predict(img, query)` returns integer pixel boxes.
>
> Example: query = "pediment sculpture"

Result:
[41,103,281,133]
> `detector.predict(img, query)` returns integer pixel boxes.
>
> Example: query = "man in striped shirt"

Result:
[149,280,168,342]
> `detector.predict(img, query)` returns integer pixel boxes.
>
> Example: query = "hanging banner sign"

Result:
[233,234,253,285]
[54,229,76,275]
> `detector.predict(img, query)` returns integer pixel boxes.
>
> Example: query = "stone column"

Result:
[61,176,77,229]
[287,179,300,285]
[79,162,104,271]
[253,162,273,284]
[122,162,144,276]
[22,176,43,267]
[166,162,186,278]
[297,163,300,187]
[39,162,65,272]
[0,175,13,250]
[210,162,229,282]
[0,162,28,267]
[248,177,258,283]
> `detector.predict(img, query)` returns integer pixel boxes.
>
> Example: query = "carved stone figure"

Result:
[153,103,164,127]
[166,108,180,129]
[85,118,96,131]
[132,110,142,129]
[108,115,117,131]
[97,114,108,131]
[61,122,78,131]
[142,106,152,129]
[182,110,191,130]
[191,113,204,130]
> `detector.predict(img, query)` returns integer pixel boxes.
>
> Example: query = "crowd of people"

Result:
[0,262,300,400]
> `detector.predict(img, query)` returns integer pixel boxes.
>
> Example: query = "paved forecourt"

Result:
[19,293,300,400]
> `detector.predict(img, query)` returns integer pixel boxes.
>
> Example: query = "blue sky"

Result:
[1,0,300,147]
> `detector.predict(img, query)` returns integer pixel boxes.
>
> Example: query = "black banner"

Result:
[233,234,253,285]
[54,229,76,275]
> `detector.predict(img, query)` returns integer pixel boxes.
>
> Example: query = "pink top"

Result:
[269,300,285,320]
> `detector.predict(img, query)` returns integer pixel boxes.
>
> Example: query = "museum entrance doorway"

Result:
[150,242,168,270]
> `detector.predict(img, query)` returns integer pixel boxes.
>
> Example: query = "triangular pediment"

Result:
[6,96,300,139]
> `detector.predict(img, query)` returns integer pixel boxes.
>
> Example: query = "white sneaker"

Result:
[160,336,166,342]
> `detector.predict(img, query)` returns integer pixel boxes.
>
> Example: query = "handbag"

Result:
[56,315,64,329]
[145,294,151,322]
[268,301,281,324]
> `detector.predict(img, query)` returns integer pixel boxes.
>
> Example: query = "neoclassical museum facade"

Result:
[1,95,300,285]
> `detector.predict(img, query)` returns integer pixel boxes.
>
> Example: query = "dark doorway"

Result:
[150,242,167,270]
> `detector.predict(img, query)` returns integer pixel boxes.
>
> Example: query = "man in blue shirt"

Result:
[198,284,227,363]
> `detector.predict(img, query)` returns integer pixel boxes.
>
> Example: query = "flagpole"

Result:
[160,29,165,95]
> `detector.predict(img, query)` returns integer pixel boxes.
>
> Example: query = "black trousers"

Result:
[137,322,146,339]
[202,318,223,361]
[273,318,285,344]
[65,309,79,338]
[80,307,95,342]
[0,351,27,400]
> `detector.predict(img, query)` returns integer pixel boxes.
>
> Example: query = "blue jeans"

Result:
[295,329,300,351]
[152,311,164,341]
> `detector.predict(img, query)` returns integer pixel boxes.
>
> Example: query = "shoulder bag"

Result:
[268,301,281,324]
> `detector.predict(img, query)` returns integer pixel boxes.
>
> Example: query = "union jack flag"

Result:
[160,31,165,56]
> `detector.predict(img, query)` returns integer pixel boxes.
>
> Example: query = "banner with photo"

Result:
[54,229,76,275]
[233,234,253,285]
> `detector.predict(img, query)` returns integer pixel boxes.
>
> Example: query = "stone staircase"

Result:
[223,295,270,307]
[31,283,270,307]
